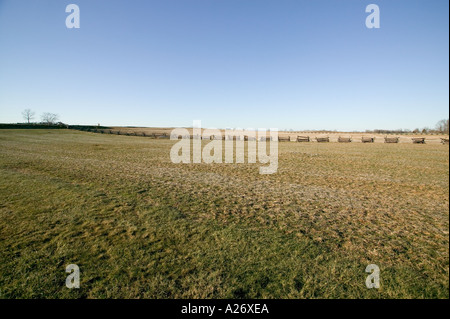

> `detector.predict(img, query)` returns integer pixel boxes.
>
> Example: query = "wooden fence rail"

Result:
[338,137,352,143]
[297,136,310,142]
[385,137,399,143]
[316,137,330,143]
[67,127,450,145]
[362,137,375,143]
[412,137,426,144]
[278,136,291,142]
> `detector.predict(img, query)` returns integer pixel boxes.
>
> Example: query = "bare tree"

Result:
[435,119,449,134]
[22,109,35,123]
[41,112,59,125]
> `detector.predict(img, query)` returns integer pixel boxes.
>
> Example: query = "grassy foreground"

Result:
[0,129,448,298]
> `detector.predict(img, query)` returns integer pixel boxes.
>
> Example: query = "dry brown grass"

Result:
[0,129,448,298]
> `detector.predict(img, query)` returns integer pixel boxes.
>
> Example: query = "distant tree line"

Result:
[434,119,449,134]
[366,119,449,135]
[21,109,61,125]
[12,110,450,136]
[0,123,68,129]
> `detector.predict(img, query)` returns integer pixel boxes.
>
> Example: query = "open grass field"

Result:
[0,129,448,298]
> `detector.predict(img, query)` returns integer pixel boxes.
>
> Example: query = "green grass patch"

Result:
[0,130,448,298]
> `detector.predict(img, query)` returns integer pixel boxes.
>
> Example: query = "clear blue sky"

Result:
[0,0,448,131]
